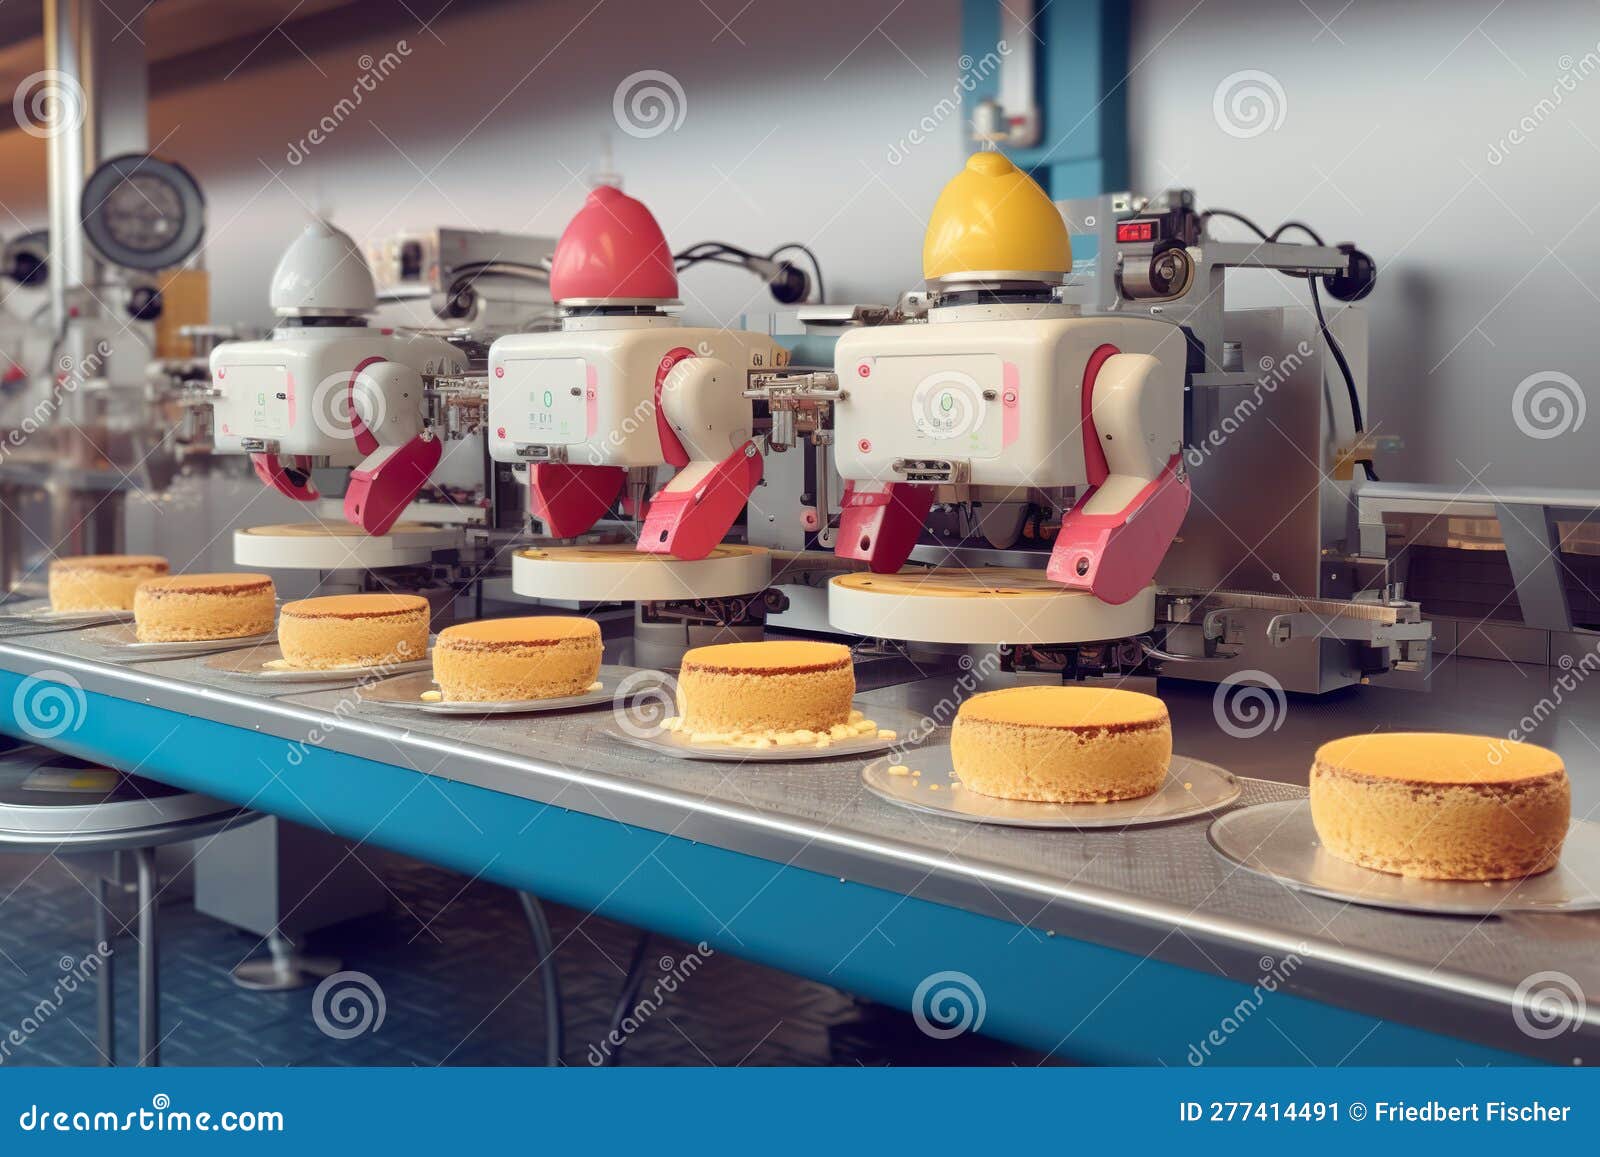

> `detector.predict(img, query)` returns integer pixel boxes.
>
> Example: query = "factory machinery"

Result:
[194,151,1426,693]
[3,126,1587,1070]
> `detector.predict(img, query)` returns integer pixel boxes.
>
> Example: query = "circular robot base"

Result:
[233,522,459,570]
[828,567,1155,644]
[512,544,771,603]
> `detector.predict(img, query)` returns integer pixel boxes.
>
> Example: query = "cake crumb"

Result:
[263,658,292,671]
[663,716,683,732]
[887,765,910,776]
[877,729,897,741]
[419,690,443,702]
[928,783,941,791]
[1183,781,1193,791]
[587,681,603,692]
[849,709,864,723]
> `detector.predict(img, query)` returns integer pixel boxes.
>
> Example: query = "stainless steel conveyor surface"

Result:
[0,626,1595,1063]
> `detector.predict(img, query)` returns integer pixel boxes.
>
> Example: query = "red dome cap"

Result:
[548,185,679,303]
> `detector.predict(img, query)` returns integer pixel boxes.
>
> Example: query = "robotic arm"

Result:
[1046,348,1190,604]
[340,357,441,536]
[637,348,763,560]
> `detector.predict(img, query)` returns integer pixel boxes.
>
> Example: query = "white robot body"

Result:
[833,308,1186,491]
[211,326,464,463]
[486,320,784,467]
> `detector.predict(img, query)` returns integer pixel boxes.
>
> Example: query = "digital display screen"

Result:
[1117,220,1157,243]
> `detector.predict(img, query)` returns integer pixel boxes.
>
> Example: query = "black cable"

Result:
[1203,207,1378,481]
[673,240,827,303]
[767,242,826,304]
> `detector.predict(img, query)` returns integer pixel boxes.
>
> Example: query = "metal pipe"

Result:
[518,892,563,1067]
[603,931,652,1067]
[95,872,114,1066]
[135,845,158,1066]
[43,0,87,335]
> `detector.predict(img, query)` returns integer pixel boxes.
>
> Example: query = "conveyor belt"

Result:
[0,625,1594,1064]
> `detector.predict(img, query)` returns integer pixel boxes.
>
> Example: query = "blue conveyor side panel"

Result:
[0,676,1533,1067]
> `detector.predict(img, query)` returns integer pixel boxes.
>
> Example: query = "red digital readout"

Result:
[1116,220,1156,243]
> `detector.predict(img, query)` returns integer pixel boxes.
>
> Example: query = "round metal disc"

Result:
[861,746,1240,829]
[604,703,922,763]
[80,153,205,271]
[233,522,459,570]
[202,642,432,683]
[82,621,275,660]
[829,569,1155,644]
[512,543,770,602]
[1207,800,1600,914]
[357,665,651,715]
[0,746,253,850]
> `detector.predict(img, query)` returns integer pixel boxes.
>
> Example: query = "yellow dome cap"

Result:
[922,152,1072,283]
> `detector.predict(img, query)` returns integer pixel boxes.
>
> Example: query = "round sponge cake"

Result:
[1310,733,1570,880]
[134,573,275,642]
[952,685,1171,803]
[676,641,854,735]
[50,554,169,611]
[433,617,601,701]
[278,594,429,670]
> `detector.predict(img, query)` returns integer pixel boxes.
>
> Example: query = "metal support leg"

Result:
[134,845,158,1067]
[1495,502,1573,633]
[231,931,340,991]
[518,893,563,1067]
[603,931,653,1067]
[95,873,114,1066]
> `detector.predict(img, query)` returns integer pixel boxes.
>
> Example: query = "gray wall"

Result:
[0,0,966,328]
[1,0,1590,508]
[1129,0,1600,490]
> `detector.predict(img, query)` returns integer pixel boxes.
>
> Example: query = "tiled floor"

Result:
[0,850,1045,1067]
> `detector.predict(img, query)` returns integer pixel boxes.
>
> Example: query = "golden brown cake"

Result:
[951,685,1171,803]
[670,640,877,747]
[49,555,169,612]
[277,594,430,670]
[433,617,602,701]
[133,573,275,642]
[1309,733,1570,880]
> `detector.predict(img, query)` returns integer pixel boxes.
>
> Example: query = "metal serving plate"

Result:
[862,747,1241,829]
[605,702,918,763]
[1208,799,1600,914]
[0,604,132,629]
[80,622,276,661]
[203,642,432,683]
[357,666,657,715]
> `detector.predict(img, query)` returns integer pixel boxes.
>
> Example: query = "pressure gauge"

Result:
[80,153,205,271]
